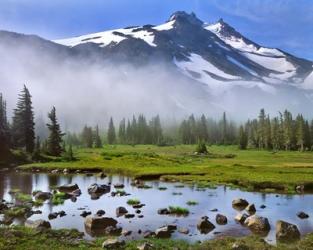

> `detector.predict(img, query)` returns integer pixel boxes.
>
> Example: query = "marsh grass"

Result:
[52,192,67,205]
[168,206,189,215]
[127,199,140,205]
[19,145,313,193]
[186,200,198,206]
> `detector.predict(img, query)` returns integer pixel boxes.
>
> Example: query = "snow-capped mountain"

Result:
[55,11,313,93]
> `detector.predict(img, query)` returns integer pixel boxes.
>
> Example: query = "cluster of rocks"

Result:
[232,198,302,242]
[48,211,66,220]
[87,183,110,200]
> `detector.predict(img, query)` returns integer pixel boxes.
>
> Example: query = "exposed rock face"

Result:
[25,219,51,230]
[232,199,249,209]
[84,216,118,230]
[244,215,270,234]
[245,204,256,214]
[116,206,128,217]
[58,184,79,193]
[34,192,52,200]
[104,226,122,236]
[216,214,228,225]
[125,214,135,219]
[276,220,301,242]
[102,239,125,249]
[197,216,215,234]
[235,213,249,224]
[297,211,309,219]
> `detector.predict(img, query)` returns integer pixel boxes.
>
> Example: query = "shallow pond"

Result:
[1,170,313,244]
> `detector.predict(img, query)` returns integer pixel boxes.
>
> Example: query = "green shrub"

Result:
[168,206,189,215]
[127,199,140,205]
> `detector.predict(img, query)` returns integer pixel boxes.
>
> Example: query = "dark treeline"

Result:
[239,109,313,151]
[2,87,313,165]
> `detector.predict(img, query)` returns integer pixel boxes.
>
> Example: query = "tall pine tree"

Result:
[12,85,35,153]
[46,107,64,156]
[107,117,116,144]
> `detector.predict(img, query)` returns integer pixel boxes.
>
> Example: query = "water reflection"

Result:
[1,171,313,244]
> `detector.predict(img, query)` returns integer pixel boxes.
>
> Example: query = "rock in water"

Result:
[244,215,270,234]
[297,211,309,219]
[58,184,79,193]
[232,198,249,209]
[84,216,117,230]
[34,192,52,200]
[216,214,228,225]
[116,206,128,216]
[245,204,256,214]
[276,220,300,242]
[197,216,215,234]
[235,213,249,224]
[155,226,172,238]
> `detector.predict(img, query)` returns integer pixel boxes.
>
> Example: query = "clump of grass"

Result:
[5,207,27,217]
[52,192,67,205]
[15,193,32,203]
[127,199,140,205]
[33,199,44,207]
[158,186,167,191]
[168,206,189,215]
[186,200,198,206]
[115,189,126,196]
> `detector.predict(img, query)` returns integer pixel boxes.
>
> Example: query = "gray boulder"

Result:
[34,192,52,200]
[232,198,249,209]
[197,216,215,234]
[58,184,79,193]
[216,214,228,225]
[84,216,117,230]
[116,206,128,217]
[235,213,249,224]
[245,204,256,214]
[88,183,110,194]
[244,215,270,234]
[276,220,300,242]
[155,226,172,238]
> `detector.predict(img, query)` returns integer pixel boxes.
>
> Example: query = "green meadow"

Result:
[19,145,313,193]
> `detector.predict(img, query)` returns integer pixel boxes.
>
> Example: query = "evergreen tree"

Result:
[107,117,116,144]
[296,114,305,151]
[271,117,280,150]
[0,93,10,161]
[32,136,41,160]
[238,125,248,150]
[81,126,93,148]
[221,112,227,144]
[198,114,208,142]
[150,115,163,144]
[94,125,102,148]
[257,109,266,149]
[46,107,64,156]
[283,110,293,150]
[12,85,35,153]
[126,120,132,144]
[118,118,126,144]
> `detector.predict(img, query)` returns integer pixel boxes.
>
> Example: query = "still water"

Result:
[1,171,313,243]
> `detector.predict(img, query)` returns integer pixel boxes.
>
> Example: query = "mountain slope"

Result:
[55,11,313,93]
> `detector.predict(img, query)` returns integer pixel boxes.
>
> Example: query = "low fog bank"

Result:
[1,35,313,132]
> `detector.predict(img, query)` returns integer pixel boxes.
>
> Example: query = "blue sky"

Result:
[1,0,313,60]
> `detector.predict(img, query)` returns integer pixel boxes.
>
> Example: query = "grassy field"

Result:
[1,226,313,250]
[19,145,313,193]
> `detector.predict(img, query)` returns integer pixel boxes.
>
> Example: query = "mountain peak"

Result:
[168,11,203,26]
